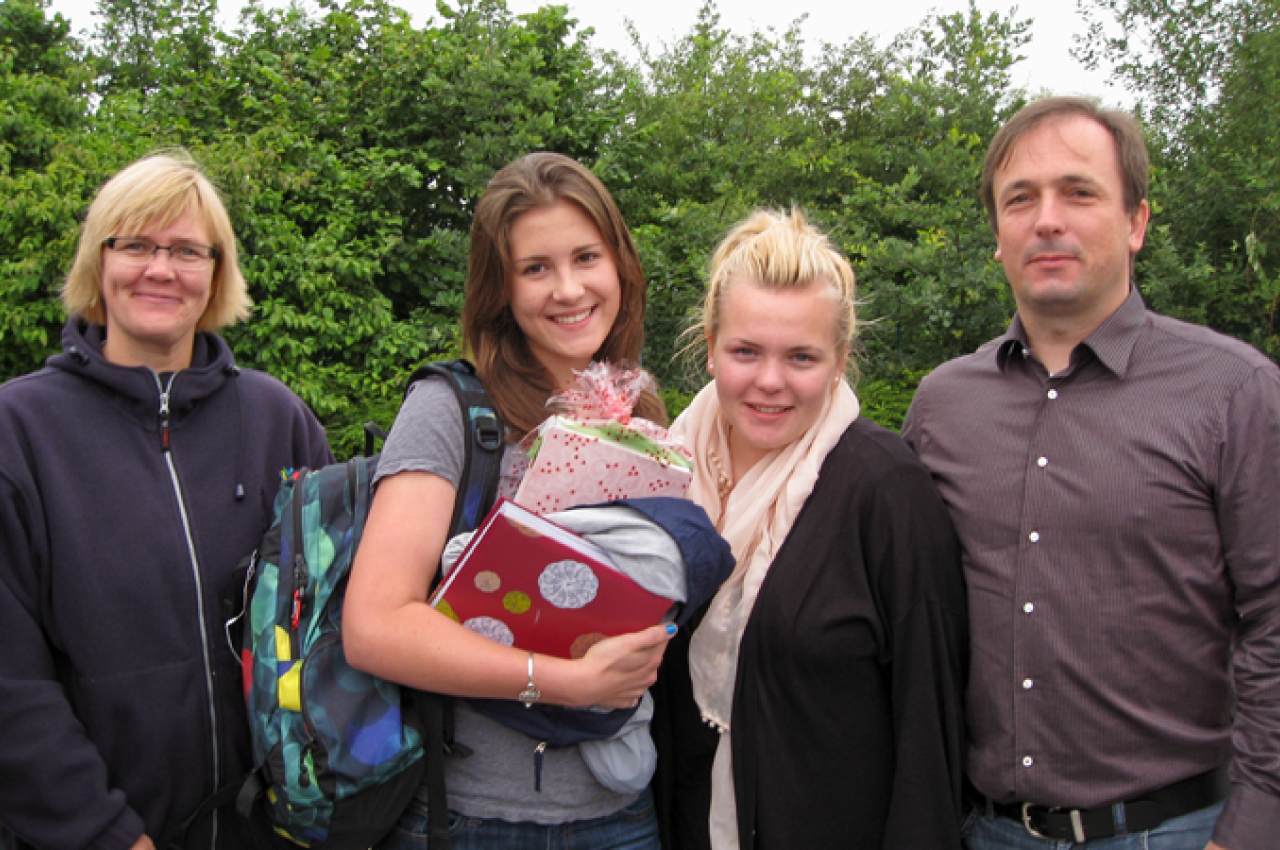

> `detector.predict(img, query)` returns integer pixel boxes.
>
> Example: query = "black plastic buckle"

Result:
[475,412,503,451]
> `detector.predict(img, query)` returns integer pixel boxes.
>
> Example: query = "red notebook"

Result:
[430,498,675,658]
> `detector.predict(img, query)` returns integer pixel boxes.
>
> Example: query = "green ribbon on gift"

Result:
[527,416,693,470]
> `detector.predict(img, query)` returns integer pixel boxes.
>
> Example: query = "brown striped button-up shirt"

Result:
[903,288,1280,849]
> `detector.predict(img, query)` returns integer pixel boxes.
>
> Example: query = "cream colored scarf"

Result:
[671,377,860,849]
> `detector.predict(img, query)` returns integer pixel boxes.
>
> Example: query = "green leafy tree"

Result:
[0,0,621,455]
[0,0,89,171]
[90,0,220,97]
[0,0,95,377]
[837,4,1029,383]
[20,0,1270,445]
[597,5,818,390]
[603,0,1029,417]
[90,0,614,454]
[1079,0,1280,358]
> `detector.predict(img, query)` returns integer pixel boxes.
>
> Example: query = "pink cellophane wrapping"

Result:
[513,363,693,515]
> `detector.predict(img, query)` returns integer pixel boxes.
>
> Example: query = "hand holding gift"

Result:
[513,362,693,514]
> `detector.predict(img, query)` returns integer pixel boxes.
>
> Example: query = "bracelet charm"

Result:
[519,651,540,707]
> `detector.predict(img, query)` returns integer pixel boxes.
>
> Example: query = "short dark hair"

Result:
[981,96,1150,233]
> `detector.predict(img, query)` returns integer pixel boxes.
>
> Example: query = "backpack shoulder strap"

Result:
[403,358,504,850]
[406,358,505,540]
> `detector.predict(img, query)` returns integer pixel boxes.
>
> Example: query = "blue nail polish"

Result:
[665,623,678,636]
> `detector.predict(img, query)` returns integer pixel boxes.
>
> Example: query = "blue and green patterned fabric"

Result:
[242,456,425,848]
[238,359,503,849]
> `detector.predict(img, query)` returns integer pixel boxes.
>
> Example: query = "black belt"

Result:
[969,766,1230,843]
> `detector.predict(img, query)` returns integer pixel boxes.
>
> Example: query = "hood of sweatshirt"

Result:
[47,317,240,418]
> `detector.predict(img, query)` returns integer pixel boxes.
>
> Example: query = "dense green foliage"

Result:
[1079,0,1280,359]
[1,0,1275,450]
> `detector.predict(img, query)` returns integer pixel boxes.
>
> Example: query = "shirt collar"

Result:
[995,286,1148,377]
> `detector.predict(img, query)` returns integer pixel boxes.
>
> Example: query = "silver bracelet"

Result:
[518,651,540,707]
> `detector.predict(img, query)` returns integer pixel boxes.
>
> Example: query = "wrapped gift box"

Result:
[514,415,693,515]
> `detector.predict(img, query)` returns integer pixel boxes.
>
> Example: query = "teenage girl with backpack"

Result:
[343,152,675,849]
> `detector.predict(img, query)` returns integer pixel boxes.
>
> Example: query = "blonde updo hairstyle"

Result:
[693,206,858,378]
[61,152,251,330]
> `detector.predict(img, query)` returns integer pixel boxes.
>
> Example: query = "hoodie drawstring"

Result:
[226,364,246,501]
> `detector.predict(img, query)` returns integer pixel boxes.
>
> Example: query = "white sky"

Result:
[48,0,1129,104]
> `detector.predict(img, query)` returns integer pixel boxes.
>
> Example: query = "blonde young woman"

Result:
[344,152,675,850]
[660,208,968,849]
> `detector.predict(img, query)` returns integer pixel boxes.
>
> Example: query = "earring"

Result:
[707,361,715,374]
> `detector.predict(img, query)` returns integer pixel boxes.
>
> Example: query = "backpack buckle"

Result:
[475,412,503,451]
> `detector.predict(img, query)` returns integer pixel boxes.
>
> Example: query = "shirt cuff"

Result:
[1213,782,1280,850]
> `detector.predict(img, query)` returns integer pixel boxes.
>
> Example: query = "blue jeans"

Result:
[376,788,659,850]
[963,801,1223,849]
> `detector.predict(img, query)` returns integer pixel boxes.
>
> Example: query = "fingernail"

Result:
[665,623,678,636]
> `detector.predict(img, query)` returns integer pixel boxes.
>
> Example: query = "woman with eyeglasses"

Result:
[0,153,332,850]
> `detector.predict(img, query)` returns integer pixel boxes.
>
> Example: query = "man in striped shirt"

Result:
[904,96,1280,850]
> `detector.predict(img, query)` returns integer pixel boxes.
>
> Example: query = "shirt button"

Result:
[1028,531,1040,543]
[1047,389,1058,400]
[1024,602,1035,614]
[1022,678,1034,689]
[1022,756,1034,767]
[1037,456,1048,468]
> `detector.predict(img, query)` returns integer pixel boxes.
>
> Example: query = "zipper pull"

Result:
[158,389,171,451]
[534,741,547,792]
[290,552,307,629]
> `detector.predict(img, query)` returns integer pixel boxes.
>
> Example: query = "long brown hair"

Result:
[462,152,665,436]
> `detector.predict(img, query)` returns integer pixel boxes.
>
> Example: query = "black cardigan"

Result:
[655,417,968,850]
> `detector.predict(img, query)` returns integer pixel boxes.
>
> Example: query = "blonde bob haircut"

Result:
[694,207,858,375]
[61,153,251,330]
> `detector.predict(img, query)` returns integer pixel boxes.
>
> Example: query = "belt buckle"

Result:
[1020,803,1049,840]
[1021,803,1088,843]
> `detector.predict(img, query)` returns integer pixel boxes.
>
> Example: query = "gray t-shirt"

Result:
[375,376,639,823]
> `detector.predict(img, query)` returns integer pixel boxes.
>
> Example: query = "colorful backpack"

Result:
[235,359,503,849]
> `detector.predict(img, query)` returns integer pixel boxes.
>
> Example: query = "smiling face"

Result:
[507,199,622,388]
[100,211,215,371]
[711,278,846,478]
[992,115,1149,333]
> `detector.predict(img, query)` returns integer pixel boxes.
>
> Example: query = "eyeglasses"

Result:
[102,237,220,269]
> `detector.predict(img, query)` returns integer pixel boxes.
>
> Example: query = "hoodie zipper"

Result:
[155,370,221,849]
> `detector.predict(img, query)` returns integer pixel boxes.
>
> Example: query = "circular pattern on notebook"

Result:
[474,570,501,592]
[539,559,600,609]
[570,632,607,659]
[463,616,514,646]
[503,591,532,614]
[435,600,460,623]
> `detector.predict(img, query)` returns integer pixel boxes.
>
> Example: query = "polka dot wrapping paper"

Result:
[429,497,675,658]
[513,415,693,516]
